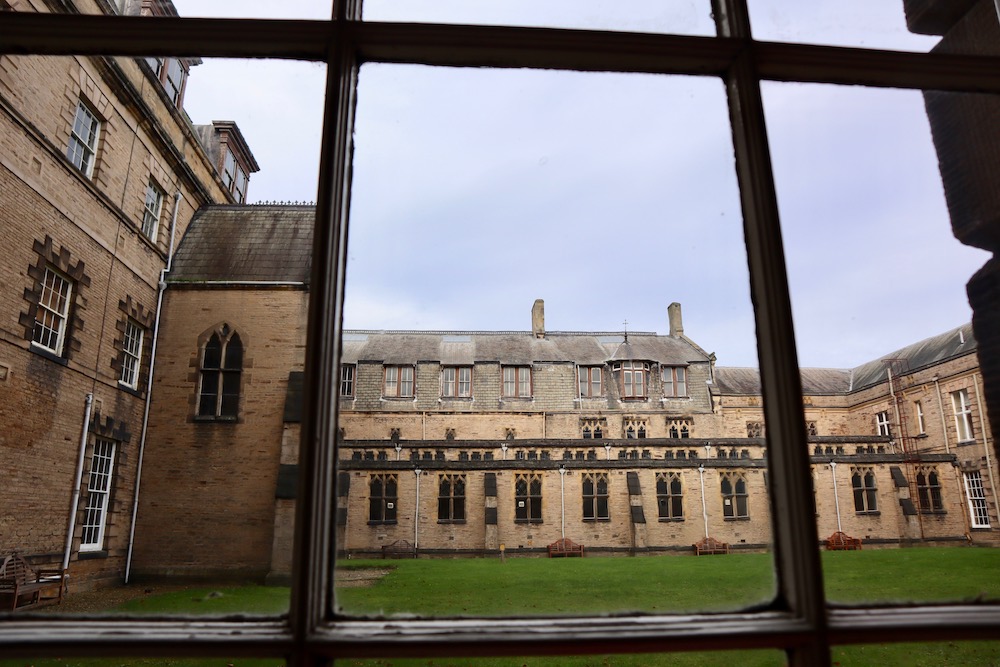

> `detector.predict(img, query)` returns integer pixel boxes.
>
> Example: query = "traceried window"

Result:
[581,417,605,439]
[581,473,609,521]
[746,421,764,438]
[624,418,647,439]
[368,474,397,524]
[914,401,926,435]
[31,266,73,355]
[197,327,242,418]
[514,473,542,523]
[964,471,990,528]
[916,467,944,513]
[80,437,115,551]
[656,472,683,521]
[876,411,892,437]
[667,418,692,438]
[662,366,687,397]
[142,180,164,241]
[502,365,531,398]
[119,318,143,389]
[340,364,355,398]
[721,473,749,520]
[438,474,466,523]
[442,366,472,398]
[67,99,100,177]
[614,360,648,399]
[951,389,974,442]
[383,365,414,398]
[578,366,602,398]
[851,467,878,514]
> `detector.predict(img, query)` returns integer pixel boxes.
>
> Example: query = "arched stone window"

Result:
[197,324,243,419]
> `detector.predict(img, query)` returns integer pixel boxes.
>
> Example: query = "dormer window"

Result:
[223,148,248,202]
[194,121,259,204]
[612,361,649,399]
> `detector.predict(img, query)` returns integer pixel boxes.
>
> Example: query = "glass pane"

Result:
[337,65,774,617]
[748,0,946,52]
[1,40,322,616]
[80,0,332,19]
[762,81,996,604]
[363,0,714,36]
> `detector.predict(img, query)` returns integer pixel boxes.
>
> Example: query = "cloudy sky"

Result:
[174,1,988,369]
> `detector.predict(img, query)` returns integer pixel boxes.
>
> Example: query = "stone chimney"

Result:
[668,302,684,337]
[532,299,545,339]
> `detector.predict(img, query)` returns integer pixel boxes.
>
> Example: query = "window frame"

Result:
[656,472,684,521]
[963,471,991,529]
[383,364,415,398]
[142,179,165,242]
[67,98,100,177]
[6,4,1000,666]
[119,317,144,389]
[368,473,398,525]
[720,472,749,520]
[441,365,472,398]
[437,473,466,523]
[916,466,945,514]
[951,388,974,442]
[31,265,73,356]
[196,328,243,420]
[581,472,610,521]
[662,366,687,397]
[514,472,543,523]
[614,360,649,399]
[502,365,532,398]
[79,437,116,552]
[340,363,355,398]
[875,411,892,437]
[578,365,602,398]
[851,467,878,514]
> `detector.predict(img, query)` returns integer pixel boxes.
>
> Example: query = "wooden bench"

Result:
[547,538,584,557]
[0,554,66,612]
[381,539,416,559]
[693,536,730,555]
[826,531,862,551]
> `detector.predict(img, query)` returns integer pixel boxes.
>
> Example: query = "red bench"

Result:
[547,538,584,557]
[826,531,862,550]
[0,554,66,611]
[693,536,730,555]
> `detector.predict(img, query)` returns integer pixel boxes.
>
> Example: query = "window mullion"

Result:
[712,0,829,664]
[292,28,359,664]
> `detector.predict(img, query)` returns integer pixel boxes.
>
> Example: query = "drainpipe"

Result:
[124,191,181,584]
[63,393,94,573]
[887,367,901,454]
[830,461,842,533]
[698,464,709,539]
[973,373,998,516]
[413,468,422,553]
[559,466,567,539]
[933,376,951,455]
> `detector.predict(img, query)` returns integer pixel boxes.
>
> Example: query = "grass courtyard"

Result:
[3,547,999,666]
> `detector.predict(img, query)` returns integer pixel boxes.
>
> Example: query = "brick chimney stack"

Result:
[532,299,545,339]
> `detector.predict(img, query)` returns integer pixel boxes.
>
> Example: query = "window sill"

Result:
[437,520,467,525]
[658,517,685,522]
[919,510,948,516]
[956,440,977,446]
[582,518,611,522]
[855,511,881,516]
[29,343,68,366]
[724,516,750,521]
[117,381,142,396]
[440,396,473,401]
[514,520,543,524]
[381,396,415,401]
[193,415,239,423]
[368,521,398,526]
[77,549,108,560]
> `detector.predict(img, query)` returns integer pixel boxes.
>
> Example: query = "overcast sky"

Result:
[173,1,987,369]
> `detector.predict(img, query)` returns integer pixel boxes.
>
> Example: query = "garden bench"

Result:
[826,531,862,550]
[693,536,730,555]
[0,554,66,611]
[381,539,416,559]
[547,538,584,557]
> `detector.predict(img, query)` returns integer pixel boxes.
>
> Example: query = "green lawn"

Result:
[4,548,1000,666]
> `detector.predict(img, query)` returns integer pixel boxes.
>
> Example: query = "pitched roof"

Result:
[713,323,976,396]
[341,331,710,366]
[169,205,314,283]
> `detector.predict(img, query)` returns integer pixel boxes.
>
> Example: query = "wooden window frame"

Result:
[437,473,466,523]
[383,364,414,398]
[514,472,542,523]
[721,472,749,520]
[916,466,945,514]
[368,473,398,525]
[118,317,143,388]
[340,363,355,398]
[578,365,602,398]
[875,411,892,437]
[6,4,1000,666]
[142,179,164,241]
[502,365,532,398]
[442,365,472,398]
[31,265,73,356]
[79,437,116,552]
[615,360,649,399]
[196,328,242,419]
[662,366,687,397]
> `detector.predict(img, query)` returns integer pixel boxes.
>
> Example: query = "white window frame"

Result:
[67,99,100,177]
[915,400,925,435]
[142,179,164,242]
[31,265,73,355]
[340,363,355,398]
[952,388,974,442]
[119,317,143,388]
[80,437,116,552]
[963,471,991,528]
[876,410,891,437]
[7,4,1000,665]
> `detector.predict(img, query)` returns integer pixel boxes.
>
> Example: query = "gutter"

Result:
[124,190,181,583]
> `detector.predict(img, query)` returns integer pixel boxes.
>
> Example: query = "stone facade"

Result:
[0,0,252,590]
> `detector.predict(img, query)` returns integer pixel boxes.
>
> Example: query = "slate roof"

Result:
[341,331,710,366]
[169,205,314,283]
[713,323,976,396]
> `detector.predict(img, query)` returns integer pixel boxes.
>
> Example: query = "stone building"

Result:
[0,0,257,590]
[124,205,994,585]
